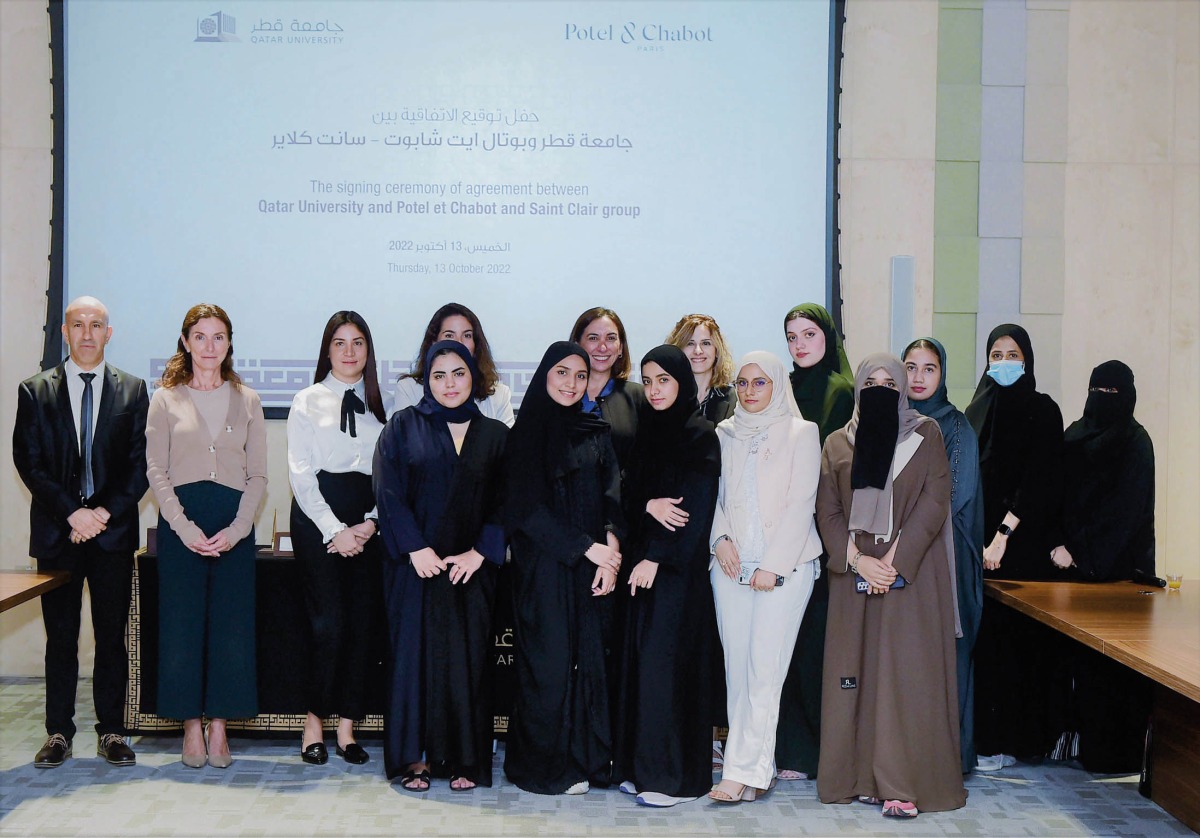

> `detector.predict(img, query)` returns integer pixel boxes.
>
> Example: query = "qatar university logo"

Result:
[195,11,239,42]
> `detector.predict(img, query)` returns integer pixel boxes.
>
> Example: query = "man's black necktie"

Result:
[80,372,96,499]
[340,388,365,437]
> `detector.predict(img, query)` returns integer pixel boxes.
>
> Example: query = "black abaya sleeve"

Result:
[600,432,627,544]
[1065,429,1155,582]
[510,499,594,568]
[472,425,509,566]
[372,415,430,559]
[638,467,718,569]
[1007,394,1064,527]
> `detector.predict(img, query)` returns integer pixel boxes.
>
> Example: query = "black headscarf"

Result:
[506,342,609,525]
[845,354,929,534]
[785,303,854,439]
[1064,360,1138,455]
[965,323,1038,464]
[414,340,483,423]
[637,345,721,475]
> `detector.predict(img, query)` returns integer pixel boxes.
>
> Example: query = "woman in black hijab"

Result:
[503,342,626,796]
[373,341,508,791]
[1045,360,1154,773]
[774,302,855,781]
[614,345,721,808]
[1052,360,1154,581]
[965,323,1064,578]
[965,323,1064,768]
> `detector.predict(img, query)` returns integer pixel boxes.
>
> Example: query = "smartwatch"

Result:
[997,523,1013,537]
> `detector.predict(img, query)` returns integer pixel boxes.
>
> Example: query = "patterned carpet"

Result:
[0,678,1190,837]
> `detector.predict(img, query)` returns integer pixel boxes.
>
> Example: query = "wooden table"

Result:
[985,579,1200,831]
[0,570,68,613]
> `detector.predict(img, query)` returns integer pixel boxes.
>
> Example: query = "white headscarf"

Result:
[716,351,802,442]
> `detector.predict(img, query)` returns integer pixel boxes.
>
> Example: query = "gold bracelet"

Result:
[849,550,863,574]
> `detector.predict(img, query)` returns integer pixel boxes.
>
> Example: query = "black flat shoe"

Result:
[300,742,328,765]
[336,742,369,765]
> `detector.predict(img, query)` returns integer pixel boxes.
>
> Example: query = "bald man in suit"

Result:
[13,296,149,767]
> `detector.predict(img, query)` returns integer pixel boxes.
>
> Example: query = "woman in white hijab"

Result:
[708,352,823,803]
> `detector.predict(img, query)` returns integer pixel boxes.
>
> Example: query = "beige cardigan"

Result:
[145,382,267,547]
[710,415,823,577]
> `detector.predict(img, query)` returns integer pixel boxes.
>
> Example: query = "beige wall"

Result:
[2,0,1198,674]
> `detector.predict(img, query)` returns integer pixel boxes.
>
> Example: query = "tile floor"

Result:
[0,678,1190,837]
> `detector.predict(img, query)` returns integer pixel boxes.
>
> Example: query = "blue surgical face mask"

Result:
[986,359,1025,387]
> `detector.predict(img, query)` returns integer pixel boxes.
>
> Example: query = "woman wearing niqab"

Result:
[1045,360,1155,773]
[816,354,965,818]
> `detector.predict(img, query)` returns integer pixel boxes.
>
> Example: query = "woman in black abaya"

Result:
[503,342,625,796]
[966,323,1064,768]
[1052,360,1154,583]
[373,340,508,791]
[1046,360,1155,772]
[614,345,721,807]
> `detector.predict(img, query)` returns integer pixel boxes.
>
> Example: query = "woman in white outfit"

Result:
[708,351,823,803]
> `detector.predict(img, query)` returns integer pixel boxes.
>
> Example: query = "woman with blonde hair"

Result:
[665,314,737,424]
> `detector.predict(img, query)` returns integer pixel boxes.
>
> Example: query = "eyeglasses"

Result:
[735,378,770,390]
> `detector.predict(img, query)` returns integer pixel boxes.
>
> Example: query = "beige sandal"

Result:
[709,780,756,804]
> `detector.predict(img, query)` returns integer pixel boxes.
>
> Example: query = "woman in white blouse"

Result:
[387,303,514,426]
[708,351,823,803]
[287,311,388,765]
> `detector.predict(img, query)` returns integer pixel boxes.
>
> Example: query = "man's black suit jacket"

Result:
[13,361,150,562]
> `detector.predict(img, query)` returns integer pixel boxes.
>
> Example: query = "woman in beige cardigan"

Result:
[145,304,266,769]
[708,351,823,803]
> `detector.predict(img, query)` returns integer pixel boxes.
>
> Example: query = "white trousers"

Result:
[711,560,815,789]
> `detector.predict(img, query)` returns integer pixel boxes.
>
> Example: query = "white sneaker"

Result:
[564,780,590,795]
[976,754,1017,772]
[637,792,698,808]
[618,780,637,795]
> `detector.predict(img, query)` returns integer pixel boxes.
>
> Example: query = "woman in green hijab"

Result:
[773,303,855,781]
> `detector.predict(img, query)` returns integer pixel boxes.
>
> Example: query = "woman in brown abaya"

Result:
[815,353,965,818]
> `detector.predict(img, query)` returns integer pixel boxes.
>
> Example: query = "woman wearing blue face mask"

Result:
[964,324,1063,579]
[964,323,1064,770]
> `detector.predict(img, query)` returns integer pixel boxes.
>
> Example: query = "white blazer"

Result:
[710,416,823,576]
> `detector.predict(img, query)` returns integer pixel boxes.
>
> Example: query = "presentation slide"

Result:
[64,0,832,410]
